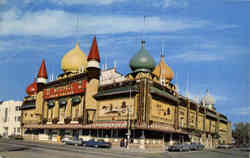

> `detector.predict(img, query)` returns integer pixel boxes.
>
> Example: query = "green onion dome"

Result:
[129,40,156,73]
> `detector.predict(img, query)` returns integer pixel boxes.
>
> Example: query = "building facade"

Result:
[0,100,22,137]
[20,37,232,149]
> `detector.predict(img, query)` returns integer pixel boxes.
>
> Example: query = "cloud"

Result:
[167,40,248,63]
[153,0,188,8]
[0,9,211,37]
[162,0,188,8]
[168,51,225,62]
[22,0,126,6]
[230,106,250,115]
[50,0,126,5]
[0,0,7,5]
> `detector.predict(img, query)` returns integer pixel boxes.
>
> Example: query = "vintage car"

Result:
[189,143,205,150]
[168,143,190,152]
[62,137,84,146]
[84,139,111,148]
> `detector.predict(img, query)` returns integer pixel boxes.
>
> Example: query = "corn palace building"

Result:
[20,36,232,149]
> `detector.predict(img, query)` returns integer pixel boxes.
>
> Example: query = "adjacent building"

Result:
[0,100,22,137]
[20,36,232,149]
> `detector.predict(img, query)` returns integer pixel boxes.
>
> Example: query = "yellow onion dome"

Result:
[61,42,88,73]
[153,56,174,81]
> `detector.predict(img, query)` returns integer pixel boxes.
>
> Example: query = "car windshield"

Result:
[98,139,104,142]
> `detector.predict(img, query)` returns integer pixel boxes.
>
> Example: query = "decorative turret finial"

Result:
[37,59,48,84]
[141,40,145,48]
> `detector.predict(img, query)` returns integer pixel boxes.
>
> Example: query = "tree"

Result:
[232,122,250,145]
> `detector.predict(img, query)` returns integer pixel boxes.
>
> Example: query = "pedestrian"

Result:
[130,138,134,144]
[124,138,128,148]
[120,138,124,148]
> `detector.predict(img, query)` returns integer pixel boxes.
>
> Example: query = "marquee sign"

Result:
[44,80,86,99]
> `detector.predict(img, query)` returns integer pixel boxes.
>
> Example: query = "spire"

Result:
[37,59,48,79]
[88,36,100,62]
[160,41,165,58]
[37,59,48,84]
[141,40,145,48]
[75,41,80,50]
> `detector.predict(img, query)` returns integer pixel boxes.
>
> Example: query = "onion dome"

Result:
[129,40,156,73]
[61,42,88,73]
[153,55,174,82]
[26,80,38,96]
[202,89,216,105]
[37,59,48,84]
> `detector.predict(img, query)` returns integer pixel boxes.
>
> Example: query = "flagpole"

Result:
[127,87,132,148]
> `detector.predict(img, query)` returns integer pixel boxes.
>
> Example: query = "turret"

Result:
[85,36,101,124]
[87,36,101,79]
[37,59,48,84]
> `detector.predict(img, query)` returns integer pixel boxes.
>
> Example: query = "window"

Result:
[18,116,21,121]
[167,108,171,115]
[14,128,16,134]
[121,101,126,108]
[16,106,20,111]
[17,128,20,133]
[4,108,8,122]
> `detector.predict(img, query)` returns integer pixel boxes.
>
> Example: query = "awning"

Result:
[20,100,36,110]
[72,96,81,104]
[219,117,228,123]
[20,104,36,110]
[94,85,138,99]
[150,87,179,103]
[206,111,217,119]
[59,98,67,106]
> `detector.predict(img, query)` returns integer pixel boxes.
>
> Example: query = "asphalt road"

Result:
[0,140,249,158]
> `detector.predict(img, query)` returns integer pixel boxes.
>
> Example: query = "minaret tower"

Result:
[85,36,101,124]
[35,59,48,117]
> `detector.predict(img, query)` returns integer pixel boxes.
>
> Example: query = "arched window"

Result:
[121,101,126,108]
[167,108,171,115]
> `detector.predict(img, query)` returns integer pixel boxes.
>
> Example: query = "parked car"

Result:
[62,137,84,146]
[84,139,111,148]
[189,143,198,151]
[196,143,205,150]
[217,144,231,149]
[179,144,190,152]
[168,144,179,152]
[168,144,190,152]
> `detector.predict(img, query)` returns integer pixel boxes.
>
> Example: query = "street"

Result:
[0,140,248,158]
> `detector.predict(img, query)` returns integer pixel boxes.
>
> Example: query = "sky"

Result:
[0,0,249,123]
